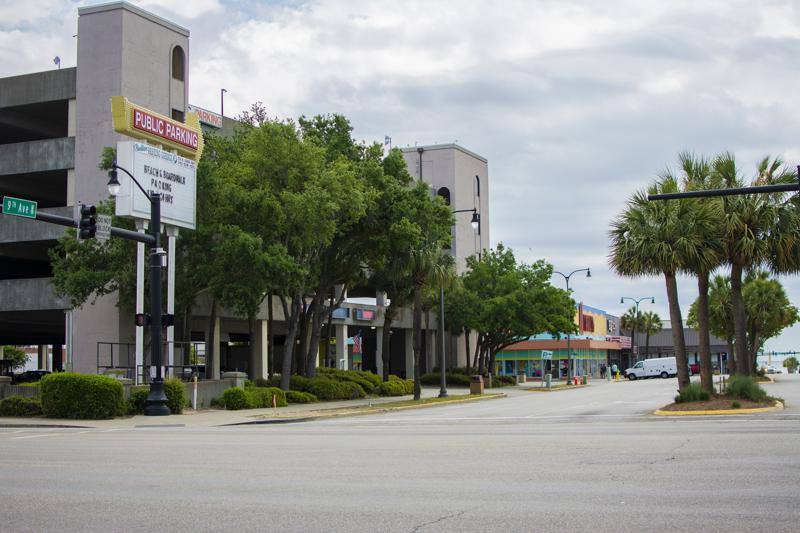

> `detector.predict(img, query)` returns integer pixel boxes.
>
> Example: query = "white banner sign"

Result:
[115,141,197,229]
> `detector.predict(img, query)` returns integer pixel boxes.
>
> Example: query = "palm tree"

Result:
[610,175,714,391]
[713,153,797,376]
[641,311,662,359]
[668,152,725,392]
[620,307,643,362]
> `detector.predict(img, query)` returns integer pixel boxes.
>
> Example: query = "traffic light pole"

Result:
[145,192,169,415]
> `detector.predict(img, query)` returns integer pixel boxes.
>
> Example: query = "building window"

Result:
[171,109,184,122]
[437,187,451,206]
[172,46,185,81]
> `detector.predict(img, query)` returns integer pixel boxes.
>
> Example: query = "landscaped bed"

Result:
[657,398,779,412]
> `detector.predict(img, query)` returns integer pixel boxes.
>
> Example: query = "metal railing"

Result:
[97,341,207,382]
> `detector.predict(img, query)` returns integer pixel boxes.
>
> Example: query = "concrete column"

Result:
[52,344,63,372]
[135,220,147,384]
[335,324,348,370]
[404,328,414,379]
[249,319,269,380]
[38,345,45,369]
[66,169,76,207]
[375,326,384,376]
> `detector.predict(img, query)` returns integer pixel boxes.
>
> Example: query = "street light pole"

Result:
[108,164,169,415]
[620,296,655,365]
[553,268,591,382]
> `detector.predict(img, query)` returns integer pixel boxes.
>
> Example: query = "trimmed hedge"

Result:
[315,368,377,393]
[421,372,516,388]
[217,386,288,410]
[40,373,125,419]
[377,380,407,396]
[128,386,149,414]
[220,387,248,410]
[306,377,366,401]
[247,387,288,408]
[726,376,768,403]
[164,378,187,414]
[286,390,318,403]
[387,376,414,394]
[0,395,43,417]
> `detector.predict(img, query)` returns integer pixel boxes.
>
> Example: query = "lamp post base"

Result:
[438,388,448,398]
[144,379,171,416]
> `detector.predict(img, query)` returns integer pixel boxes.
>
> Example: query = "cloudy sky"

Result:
[3,0,800,352]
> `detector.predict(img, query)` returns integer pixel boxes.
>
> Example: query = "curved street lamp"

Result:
[108,163,169,415]
[553,268,591,382]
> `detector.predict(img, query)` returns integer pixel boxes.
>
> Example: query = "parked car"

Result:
[766,365,781,374]
[12,370,50,383]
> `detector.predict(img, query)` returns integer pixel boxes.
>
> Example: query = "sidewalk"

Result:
[0,386,506,429]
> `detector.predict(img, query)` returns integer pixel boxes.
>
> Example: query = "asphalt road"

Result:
[2,375,798,532]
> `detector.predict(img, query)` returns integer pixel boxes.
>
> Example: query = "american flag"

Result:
[353,333,362,354]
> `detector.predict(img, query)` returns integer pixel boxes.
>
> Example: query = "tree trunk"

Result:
[471,334,481,371]
[726,340,735,375]
[267,293,274,378]
[730,262,750,376]
[412,284,422,400]
[323,289,335,368]
[279,292,302,391]
[296,300,310,376]
[381,302,397,381]
[664,272,690,390]
[749,330,762,374]
[247,313,256,380]
[463,327,471,373]
[305,292,326,378]
[205,299,217,380]
[696,272,714,393]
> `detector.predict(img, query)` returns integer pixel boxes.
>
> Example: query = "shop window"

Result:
[172,46,185,81]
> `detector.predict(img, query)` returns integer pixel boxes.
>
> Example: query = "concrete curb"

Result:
[653,400,784,416]
[524,384,590,392]
[234,393,507,425]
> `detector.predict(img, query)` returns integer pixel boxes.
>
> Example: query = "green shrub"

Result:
[221,387,249,410]
[286,390,318,403]
[377,380,407,396]
[492,375,517,387]
[127,386,149,414]
[289,375,311,391]
[244,379,255,389]
[247,387,287,408]
[0,395,42,417]
[210,396,224,408]
[338,381,366,399]
[306,377,344,401]
[315,368,376,393]
[421,372,472,387]
[674,383,710,403]
[726,375,767,403]
[254,377,277,388]
[731,401,741,409]
[164,378,187,414]
[40,373,125,419]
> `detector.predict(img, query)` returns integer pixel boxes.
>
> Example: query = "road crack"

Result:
[410,510,466,532]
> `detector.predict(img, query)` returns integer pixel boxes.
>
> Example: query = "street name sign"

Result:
[2,196,37,218]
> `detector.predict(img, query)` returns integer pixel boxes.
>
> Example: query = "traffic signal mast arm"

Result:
[33,208,155,245]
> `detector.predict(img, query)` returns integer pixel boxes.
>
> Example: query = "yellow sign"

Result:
[110,96,204,161]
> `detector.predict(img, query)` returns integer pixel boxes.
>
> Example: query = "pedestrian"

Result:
[611,363,618,377]
[600,364,606,379]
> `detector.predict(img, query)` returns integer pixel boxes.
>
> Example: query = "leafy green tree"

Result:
[784,356,798,373]
[460,245,575,375]
[742,270,799,370]
[1,346,28,371]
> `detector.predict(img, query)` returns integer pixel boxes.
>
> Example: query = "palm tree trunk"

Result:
[664,272,690,390]
[412,284,422,400]
[726,340,735,375]
[730,262,749,376]
[696,272,714,393]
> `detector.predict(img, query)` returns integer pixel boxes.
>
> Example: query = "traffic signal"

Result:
[135,313,151,327]
[78,204,97,239]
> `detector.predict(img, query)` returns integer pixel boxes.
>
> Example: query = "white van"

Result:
[625,357,678,380]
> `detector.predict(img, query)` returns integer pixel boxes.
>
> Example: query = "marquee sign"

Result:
[187,104,223,129]
[115,141,197,230]
[110,96,204,161]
